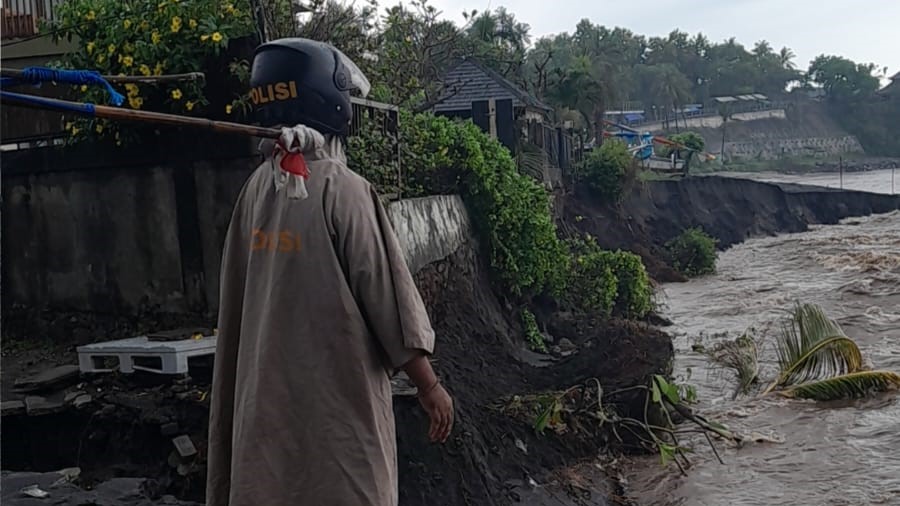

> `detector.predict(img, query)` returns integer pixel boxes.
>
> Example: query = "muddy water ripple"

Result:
[623,196,900,505]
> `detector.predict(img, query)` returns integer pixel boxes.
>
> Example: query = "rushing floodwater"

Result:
[723,168,899,195]
[623,171,900,506]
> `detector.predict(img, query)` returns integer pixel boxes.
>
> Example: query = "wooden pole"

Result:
[1,68,205,85]
[0,91,281,139]
[839,156,843,189]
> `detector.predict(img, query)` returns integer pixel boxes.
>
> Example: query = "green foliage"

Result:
[762,303,900,401]
[520,309,546,353]
[665,228,717,277]
[668,132,705,153]
[50,0,254,143]
[807,55,881,103]
[348,112,568,298]
[578,139,633,203]
[564,236,652,319]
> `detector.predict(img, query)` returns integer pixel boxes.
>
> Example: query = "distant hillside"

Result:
[651,102,864,161]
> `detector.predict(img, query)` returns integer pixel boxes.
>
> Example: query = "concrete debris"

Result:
[14,365,81,393]
[64,391,86,404]
[73,394,93,408]
[172,435,197,458]
[24,396,65,416]
[1,400,26,416]
[1,472,202,506]
[160,422,180,437]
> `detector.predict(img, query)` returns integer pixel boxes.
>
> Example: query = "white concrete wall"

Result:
[387,195,472,274]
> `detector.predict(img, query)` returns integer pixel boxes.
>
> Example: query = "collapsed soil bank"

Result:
[565,176,900,282]
[1,237,673,506]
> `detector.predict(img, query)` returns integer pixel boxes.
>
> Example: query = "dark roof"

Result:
[433,58,551,113]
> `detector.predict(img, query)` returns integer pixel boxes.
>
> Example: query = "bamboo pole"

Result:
[1,68,205,84]
[0,91,281,139]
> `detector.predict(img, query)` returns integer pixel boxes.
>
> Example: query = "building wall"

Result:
[1,144,473,315]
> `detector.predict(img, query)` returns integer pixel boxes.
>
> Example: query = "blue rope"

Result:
[0,90,97,115]
[3,66,125,106]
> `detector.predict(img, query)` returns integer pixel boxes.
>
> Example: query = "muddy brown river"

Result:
[623,172,900,506]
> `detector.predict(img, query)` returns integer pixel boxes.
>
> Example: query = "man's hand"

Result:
[418,382,453,443]
[401,353,455,443]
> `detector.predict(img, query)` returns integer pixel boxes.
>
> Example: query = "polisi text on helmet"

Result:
[250,81,299,106]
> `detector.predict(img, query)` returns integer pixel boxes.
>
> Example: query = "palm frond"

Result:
[707,333,759,399]
[780,371,900,401]
[763,303,864,394]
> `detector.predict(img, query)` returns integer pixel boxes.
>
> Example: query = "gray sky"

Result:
[426,0,899,80]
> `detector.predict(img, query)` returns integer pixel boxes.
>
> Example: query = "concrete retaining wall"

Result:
[1,144,472,315]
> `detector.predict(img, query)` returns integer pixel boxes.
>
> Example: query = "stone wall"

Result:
[1,142,473,315]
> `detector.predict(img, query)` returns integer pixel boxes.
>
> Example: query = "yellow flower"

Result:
[140,20,150,31]
[211,32,223,43]
[125,83,139,97]
[118,54,123,63]
[71,126,80,136]
[200,34,209,42]
[185,100,195,111]
[95,123,104,134]
[108,43,116,54]
[139,64,151,76]
[225,3,235,13]
[80,85,88,92]
[154,63,164,76]
[189,19,197,29]
[225,104,233,114]
[65,122,73,131]
[151,31,162,44]
[170,16,182,32]
[86,41,96,54]
[123,19,132,29]
[85,10,96,21]
[129,96,144,109]
[171,89,183,100]
[96,54,105,64]
[122,56,134,67]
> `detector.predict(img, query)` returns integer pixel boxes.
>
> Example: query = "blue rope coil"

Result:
[3,66,125,106]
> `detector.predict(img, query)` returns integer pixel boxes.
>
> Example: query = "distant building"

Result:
[432,58,579,174]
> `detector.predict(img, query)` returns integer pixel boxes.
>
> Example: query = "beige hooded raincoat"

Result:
[206,134,435,506]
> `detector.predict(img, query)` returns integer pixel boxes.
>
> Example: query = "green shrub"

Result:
[348,112,569,298]
[603,249,653,318]
[50,0,254,144]
[521,309,547,352]
[565,236,653,319]
[578,138,633,203]
[665,228,718,276]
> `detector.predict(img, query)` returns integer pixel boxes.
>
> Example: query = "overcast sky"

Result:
[425,0,899,79]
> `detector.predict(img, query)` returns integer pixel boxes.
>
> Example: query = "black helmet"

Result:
[248,38,370,136]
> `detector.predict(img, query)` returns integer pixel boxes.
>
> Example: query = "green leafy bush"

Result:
[50,0,254,143]
[578,138,634,203]
[521,309,547,352]
[348,112,568,297]
[565,236,653,319]
[665,228,718,277]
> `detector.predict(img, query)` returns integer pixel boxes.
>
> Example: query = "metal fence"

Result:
[1,0,63,39]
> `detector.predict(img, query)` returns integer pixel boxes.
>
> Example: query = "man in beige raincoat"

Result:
[206,38,454,506]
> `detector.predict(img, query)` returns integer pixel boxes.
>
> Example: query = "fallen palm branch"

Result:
[706,332,760,399]
[758,302,900,400]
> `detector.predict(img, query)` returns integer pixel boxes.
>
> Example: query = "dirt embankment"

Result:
[563,176,900,282]
[2,236,673,505]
